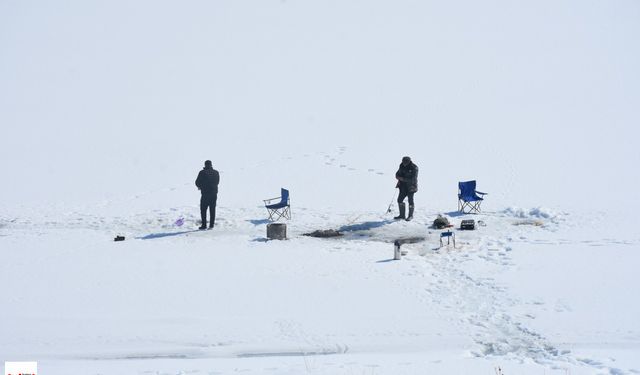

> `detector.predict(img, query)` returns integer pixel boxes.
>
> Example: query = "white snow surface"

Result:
[2,1,640,374]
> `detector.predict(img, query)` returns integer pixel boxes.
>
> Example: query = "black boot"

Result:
[406,205,414,221]
[209,207,216,229]
[200,205,207,229]
[394,203,406,220]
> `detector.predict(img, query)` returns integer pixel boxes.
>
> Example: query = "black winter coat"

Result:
[396,162,418,193]
[196,166,220,195]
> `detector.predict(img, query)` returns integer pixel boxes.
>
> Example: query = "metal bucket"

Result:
[267,223,287,240]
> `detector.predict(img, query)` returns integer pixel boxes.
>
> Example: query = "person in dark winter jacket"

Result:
[394,156,418,221]
[195,160,220,229]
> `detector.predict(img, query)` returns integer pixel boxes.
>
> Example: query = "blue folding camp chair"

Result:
[264,188,291,221]
[458,180,487,214]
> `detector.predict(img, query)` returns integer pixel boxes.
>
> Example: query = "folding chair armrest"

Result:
[476,191,487,196]
[263,197,280,205]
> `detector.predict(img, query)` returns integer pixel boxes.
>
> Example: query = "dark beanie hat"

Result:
[402,156,411,163]
[204,160,212,167]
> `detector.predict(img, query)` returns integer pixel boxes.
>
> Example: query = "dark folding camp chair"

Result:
[458,180,487,214]
[264,188,291,221]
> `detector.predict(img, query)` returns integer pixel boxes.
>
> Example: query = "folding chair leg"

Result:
[265,205,291,222]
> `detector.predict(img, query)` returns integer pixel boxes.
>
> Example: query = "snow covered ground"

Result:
[2,157,639,374]
[1,1,640,374]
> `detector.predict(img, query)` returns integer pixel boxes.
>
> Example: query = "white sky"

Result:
[1,0,639,209]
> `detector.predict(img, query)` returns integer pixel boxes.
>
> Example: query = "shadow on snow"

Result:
[376,258,396,263]
[137,230,201,240]
[247,219,271,226]
[444,210,468,218]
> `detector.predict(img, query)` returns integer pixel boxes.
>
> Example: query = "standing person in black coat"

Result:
[395,156,418,221]
[195,160,220,229]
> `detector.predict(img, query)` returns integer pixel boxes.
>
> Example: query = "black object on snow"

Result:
[432,215,450,229]
[267,223,287,240]
[303,229,343,238]
[114,235,125,241]
[460,219,476,230]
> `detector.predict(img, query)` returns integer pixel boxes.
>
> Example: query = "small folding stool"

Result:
[440,230,456,248]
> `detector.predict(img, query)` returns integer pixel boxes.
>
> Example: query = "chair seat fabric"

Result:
[459,194,483,202]
[266,202,288,209]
